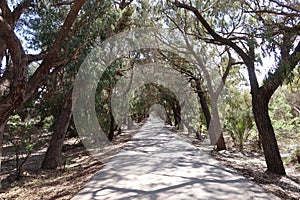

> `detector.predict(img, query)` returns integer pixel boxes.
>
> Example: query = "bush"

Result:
[224,90,254,150]
[5,114,41,180]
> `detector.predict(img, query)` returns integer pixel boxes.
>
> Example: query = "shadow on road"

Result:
[72,116,279,200]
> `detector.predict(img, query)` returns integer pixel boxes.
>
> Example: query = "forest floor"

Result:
[0,123,299,200]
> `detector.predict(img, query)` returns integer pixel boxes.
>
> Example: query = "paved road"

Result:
[72,116,279,200]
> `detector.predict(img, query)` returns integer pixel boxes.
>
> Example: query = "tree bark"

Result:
[41,90,73,169]
[252,90,286,175]
[108,111,115,141]
[172,102,181,129]
[215,133,226,150]
[0,0,86,151]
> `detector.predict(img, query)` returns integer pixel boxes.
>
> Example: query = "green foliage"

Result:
[224,90,254,150]
[283,146,300,170]
[129,83,179,125]
[269,87,300,137]
[20,1,124,137]
[5,114,42,180]
[95,59,125,135]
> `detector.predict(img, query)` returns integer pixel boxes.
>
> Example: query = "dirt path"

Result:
[72,116,279,200]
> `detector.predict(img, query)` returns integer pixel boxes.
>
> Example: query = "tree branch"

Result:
[25,0,87,101]
[12,0,32,26]
[0,0,12,21]
[52,0,75,7]
[173,0,259,91]
[263,40,300,95]
[0,16,28,83]
[269,0,299,13]
[27,52,46,63]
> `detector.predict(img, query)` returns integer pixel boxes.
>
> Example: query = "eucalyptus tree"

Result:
[172,0,300,175]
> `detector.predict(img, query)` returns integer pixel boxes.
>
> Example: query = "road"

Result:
[72,116,279,200]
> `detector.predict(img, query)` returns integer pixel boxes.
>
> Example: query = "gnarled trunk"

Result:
[195,78,211,128]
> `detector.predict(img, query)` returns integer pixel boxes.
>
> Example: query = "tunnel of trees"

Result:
[0,2,299,196]
[129,83,181,127]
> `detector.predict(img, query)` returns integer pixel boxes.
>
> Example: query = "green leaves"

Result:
[269,86,300,136]
[224,88,254,149]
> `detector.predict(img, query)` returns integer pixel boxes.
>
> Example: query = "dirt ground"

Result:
[181,132,300,200]
[1,128,299,200]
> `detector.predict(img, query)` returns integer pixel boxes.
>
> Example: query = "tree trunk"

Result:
[195,78,211,128]
[172,103,181,129]
[252,91,286,175]
[195,78,226,150]
[127,115,133,129]
[41,90,73,169]
[0,119,7,188]
[108,111,115,141]
[216,132,226,150]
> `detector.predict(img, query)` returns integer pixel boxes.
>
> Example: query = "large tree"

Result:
[173,0,300,175]
[0,0,87,169]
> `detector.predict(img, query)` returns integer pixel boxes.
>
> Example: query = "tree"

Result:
[41,1,133,169]
[0,0,87,125]
[0,0,87,171]
[41,90,73,169]
[173,0,300,174]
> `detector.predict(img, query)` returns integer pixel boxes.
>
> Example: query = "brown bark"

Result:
[172,102,181,129]
[0,119,7,188]
[24,0,86,102]
[0,12,28,125]
[0,0,86,155]
[41,90,73,169]
[108,111,115,141]
[215,133,226,150]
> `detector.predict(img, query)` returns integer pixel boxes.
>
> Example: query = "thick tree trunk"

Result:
[252,91,286,175]
[165,111,172,125]
[41,91,73,169]
[127,115,133,129]
[216,133,226,150]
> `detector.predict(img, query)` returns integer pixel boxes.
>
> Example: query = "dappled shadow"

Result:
[72,116,280,200]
